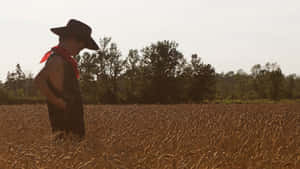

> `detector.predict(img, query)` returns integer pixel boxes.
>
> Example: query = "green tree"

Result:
[187,54,216,102]
[141,40,185,103]
[122,49,143,103]
[285,74,296,99]
[268,63,284,100]
[75,52,99,103]
[95,37,126,103]
[251,64,269,98]
[251,63,284,100]
[5,64,26,97]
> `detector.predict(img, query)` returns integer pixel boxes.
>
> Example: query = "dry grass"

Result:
[0,104,299,169]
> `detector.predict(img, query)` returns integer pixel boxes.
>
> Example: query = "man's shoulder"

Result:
[46,54,65,66]
[44,54,66,73]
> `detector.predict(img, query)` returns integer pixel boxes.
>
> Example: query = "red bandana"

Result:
[40,46,79,79]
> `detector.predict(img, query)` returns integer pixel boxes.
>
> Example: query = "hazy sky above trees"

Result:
[1,0,299,80]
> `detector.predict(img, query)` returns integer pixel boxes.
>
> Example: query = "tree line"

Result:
[1,37,300,104]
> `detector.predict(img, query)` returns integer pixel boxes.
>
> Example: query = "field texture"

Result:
[0,104,299,169]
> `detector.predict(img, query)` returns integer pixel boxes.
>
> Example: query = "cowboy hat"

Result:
[50,19,99,50]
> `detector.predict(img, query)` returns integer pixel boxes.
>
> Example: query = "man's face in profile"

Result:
[66,37,86,55]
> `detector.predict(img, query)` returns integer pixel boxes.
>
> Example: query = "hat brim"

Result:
[51,27,99,50]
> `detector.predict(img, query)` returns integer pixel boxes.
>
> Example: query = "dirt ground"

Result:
[0,104,299,169]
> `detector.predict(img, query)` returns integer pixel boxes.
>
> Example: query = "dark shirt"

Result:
[46,54,85,138]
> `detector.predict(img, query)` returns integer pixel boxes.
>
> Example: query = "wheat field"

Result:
[0,104,299,169]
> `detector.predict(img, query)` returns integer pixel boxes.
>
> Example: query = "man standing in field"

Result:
[35,19,99,141]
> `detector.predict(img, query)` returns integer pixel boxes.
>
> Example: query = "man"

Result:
[35,19,99,141]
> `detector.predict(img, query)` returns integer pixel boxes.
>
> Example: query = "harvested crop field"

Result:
[0,104,299,169]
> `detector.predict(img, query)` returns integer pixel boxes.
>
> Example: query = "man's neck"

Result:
[58,43,78,56]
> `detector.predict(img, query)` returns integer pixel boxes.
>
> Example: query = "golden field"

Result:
[0,104,299,169]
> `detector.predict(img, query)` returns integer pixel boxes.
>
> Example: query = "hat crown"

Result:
[66,19,92,36]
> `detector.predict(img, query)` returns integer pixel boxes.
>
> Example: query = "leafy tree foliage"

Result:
[0,38,299,104]
[140,40,185,103]
[183,54,216,102]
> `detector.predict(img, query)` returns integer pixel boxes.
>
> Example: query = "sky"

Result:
[1,0,300,81]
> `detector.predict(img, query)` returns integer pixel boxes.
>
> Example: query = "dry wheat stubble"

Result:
[0,104,299,169]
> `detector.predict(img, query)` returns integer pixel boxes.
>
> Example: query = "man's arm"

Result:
[34,57,66,110]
